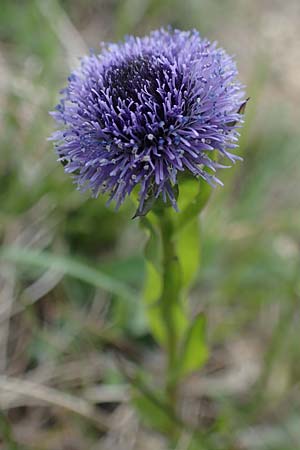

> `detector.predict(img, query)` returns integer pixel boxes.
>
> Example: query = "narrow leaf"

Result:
[176,314,209,379]
[141,214,188,346]
[176,178,211,232]
[0,246,136,302]
[176,217,200,290]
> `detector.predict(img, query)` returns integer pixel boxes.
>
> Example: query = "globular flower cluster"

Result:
[50,28,245,213]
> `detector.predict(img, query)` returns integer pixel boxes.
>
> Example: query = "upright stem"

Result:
[159,210,179,409]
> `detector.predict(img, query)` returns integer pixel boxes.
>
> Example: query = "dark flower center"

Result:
[104,55,159,104]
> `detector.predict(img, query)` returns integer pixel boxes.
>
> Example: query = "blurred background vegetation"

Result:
[0,0,300,449]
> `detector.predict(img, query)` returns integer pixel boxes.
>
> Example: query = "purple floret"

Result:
[50,28,245,213]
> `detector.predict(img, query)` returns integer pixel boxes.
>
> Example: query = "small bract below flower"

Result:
[50,28,246,214]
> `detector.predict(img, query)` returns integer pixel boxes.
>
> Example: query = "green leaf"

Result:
[177,176,201,211]
[141,214,161,269]
[176,314,209,379]
[141,214,165,343]
[176,178,211,233]
[141,214,188,346]
[132,389,174,433]
[176,217,200,291]
[132,185,178,218]
[0,246,137,303]
[144,260,165,343]
[132,194,157,218]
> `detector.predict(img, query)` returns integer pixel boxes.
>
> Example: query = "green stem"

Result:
[159,210,179,409]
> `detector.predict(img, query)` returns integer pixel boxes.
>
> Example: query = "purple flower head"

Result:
[50,28,246,214]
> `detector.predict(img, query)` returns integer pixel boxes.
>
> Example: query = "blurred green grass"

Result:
[0,0,300,449]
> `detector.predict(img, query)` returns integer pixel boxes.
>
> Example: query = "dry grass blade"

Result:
[0,266,16,373]
[0,375,110,431]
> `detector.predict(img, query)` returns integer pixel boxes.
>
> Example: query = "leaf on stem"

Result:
[176,217,200,291]
[141,213,188,346]
[175,313,209,380]
[132,390,175,433]
[175,178,212,233]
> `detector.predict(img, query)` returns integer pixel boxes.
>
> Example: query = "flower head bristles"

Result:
[50,28,246,214]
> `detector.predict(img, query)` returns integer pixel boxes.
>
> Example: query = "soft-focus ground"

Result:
[0,1,300,449]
